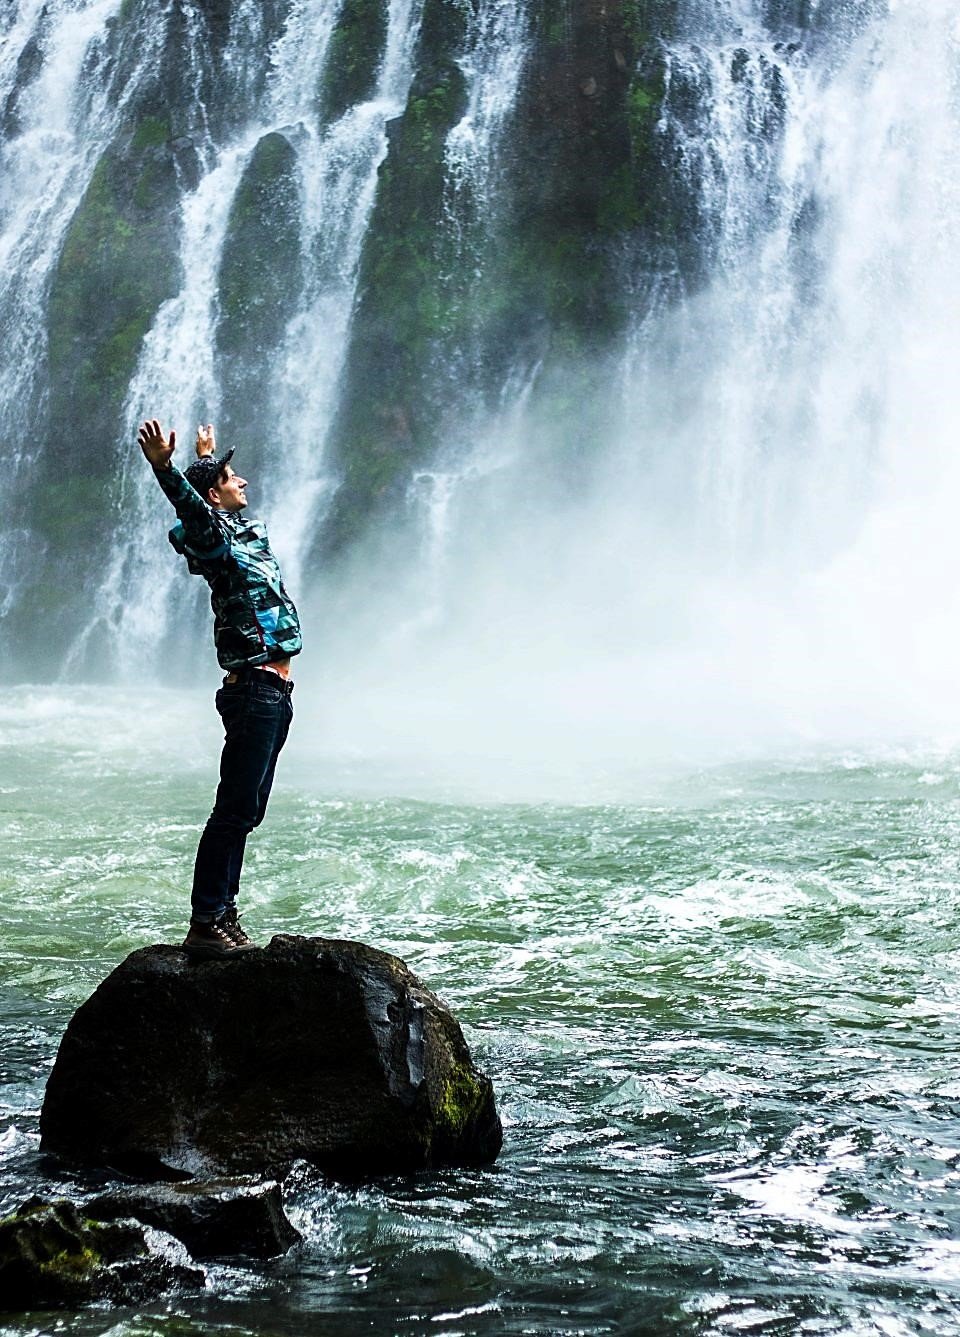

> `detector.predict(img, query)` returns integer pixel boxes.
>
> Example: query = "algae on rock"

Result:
[215,130,303,462]
[316,0,471,555]
[0,1198,204,1310]
[318,0,391,124]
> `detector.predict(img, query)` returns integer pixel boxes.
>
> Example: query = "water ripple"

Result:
[3,706,960,1332]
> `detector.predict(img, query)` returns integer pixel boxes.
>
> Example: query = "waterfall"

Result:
[318,0,960,758]
[444,0,530,240]
[0,0,156,620]
[62,0,426,675]
[615,0,960,571]
[618,0,960,739]
[263,0,425,588]
[3,0,960,747]
[401,0,534,634]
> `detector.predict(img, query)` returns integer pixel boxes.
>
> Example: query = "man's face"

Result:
[210,465,248,512]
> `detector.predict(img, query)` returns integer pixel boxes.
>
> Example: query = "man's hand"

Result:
[138,419,175,470]
[196,423,216,458]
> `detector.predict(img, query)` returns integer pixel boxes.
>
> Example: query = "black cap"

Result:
[184,448,235,499]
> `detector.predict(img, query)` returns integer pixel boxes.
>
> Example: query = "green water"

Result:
[2,689,960,1335]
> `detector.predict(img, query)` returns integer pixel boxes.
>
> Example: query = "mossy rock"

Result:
[214,130,303,456]
[505,0,668,328]
[0,1198,204,1310]
[40,936,503,1178]
[315,0,472,554]
[217,131,302,357]
[318,0,390,123]
[1,32,43,138]
[46,117,182,457]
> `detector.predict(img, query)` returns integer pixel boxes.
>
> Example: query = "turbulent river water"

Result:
[2,690,959,1335]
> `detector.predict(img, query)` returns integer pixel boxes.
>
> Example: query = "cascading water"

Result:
[315,0,960,767]
[605,0,960,741]
[1,0,958,751]
[64,0,427,675]
[0,0,156,620]
[402,0,534,635]
[444,0,530,247]
[262,0,424,583]
[620,0,960,569]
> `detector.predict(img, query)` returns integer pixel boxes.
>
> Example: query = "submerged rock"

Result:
[0,1198,204,1310]
[40,935,502,1179]
[87,1178,300,1259]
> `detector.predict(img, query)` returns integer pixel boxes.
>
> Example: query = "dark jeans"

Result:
[191,670,294,923]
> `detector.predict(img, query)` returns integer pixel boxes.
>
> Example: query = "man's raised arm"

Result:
[137,418,176,472]
[137,418,220,548]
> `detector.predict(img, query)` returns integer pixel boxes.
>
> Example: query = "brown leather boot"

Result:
[182,919,255,959]
[218,906,255,948]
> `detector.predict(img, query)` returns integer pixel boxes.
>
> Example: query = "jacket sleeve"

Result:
[153,464,224,556]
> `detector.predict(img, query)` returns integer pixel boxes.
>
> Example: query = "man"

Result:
[137,419,302,959]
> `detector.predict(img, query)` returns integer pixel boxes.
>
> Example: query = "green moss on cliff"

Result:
[47,119,181,454]
[621,0,679,45]
[131,114,169,150]
[217,132,301,351]
[215,131,302,455]
[317,0,471,551]
[318,0,390,123]
[596,59,666,237]
[627,79,656,134]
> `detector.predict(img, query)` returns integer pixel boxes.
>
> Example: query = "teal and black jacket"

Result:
[153,464,302,671]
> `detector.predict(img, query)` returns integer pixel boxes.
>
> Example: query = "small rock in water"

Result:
[87,1178,300,1259]
[0,1197,204,1309]
[40,935,503,1179]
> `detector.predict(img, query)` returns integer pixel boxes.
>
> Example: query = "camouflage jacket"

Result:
[153,464,302,671]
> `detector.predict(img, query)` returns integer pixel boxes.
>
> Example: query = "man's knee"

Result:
[205,806,257,837]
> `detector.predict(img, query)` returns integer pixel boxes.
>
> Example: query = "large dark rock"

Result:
[40,936,502,1179]
[0,1198,204,1310]
[87,1178,300,1259]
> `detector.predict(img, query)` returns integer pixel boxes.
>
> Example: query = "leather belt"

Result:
[224,666,294,693]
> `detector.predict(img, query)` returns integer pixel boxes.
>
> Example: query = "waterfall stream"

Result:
[631,0,960,567]
[1,0,958,748]
[323,0,960,761]
[0,0,140,618]
[64,0,427,673]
